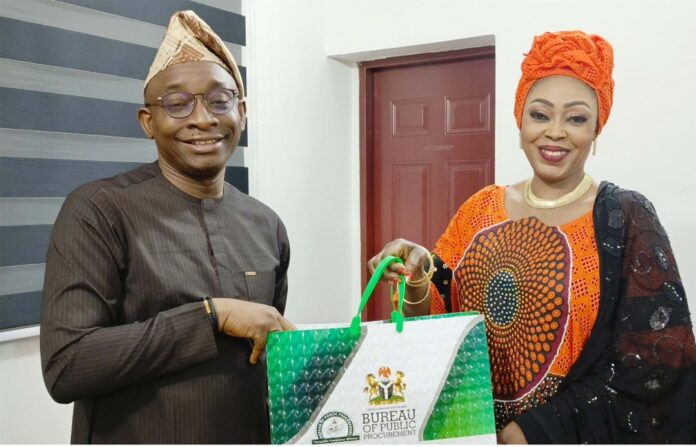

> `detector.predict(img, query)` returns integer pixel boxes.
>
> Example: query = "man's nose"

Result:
[188,97,218,128]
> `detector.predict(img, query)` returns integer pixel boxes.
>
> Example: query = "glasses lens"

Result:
[162,92,194,118]
[205,88,237,114]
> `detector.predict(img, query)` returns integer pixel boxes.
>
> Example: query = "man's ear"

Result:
[138,107,155,139]
[238,99,247,131]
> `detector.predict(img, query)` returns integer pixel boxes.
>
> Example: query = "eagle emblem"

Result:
[363,366,406,405]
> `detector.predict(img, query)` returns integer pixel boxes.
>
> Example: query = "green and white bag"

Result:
[267,257,496,444]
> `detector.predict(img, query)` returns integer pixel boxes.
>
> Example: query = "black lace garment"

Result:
[514,182,696,443]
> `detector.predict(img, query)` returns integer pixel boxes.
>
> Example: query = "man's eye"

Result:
[165,98,189,107]
[530,111,548,120]
[208,92,232,103]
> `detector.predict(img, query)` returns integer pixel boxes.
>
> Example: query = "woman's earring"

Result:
[592,138,597,156]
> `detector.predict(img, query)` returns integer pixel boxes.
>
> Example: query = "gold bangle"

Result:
[406,250,436,287]
[406,275,430,287]
[407,277,433,288]
[404,284,431,305]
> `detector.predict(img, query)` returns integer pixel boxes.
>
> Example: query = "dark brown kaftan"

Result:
[40,162,290,444]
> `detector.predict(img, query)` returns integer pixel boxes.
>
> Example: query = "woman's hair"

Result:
[514,31,614,134]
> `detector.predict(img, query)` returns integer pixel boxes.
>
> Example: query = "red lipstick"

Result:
[538,145,570,163]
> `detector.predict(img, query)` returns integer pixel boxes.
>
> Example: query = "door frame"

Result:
[359,46,495,319]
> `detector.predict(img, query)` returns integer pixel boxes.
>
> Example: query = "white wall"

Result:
[0,336,72,443]
[246,0,361,324]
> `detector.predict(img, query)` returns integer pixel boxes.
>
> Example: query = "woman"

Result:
[368,31,695,444]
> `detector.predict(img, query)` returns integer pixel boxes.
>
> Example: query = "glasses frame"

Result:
[145,87,240,119]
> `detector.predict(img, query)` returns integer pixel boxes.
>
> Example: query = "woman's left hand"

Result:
[497,421,527,444]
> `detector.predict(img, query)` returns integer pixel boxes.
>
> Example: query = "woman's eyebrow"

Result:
[564,100,591,109]
[531,98,553,107]
[531,98,591,109]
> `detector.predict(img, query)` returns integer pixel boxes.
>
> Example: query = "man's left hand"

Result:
[497,421,527,444]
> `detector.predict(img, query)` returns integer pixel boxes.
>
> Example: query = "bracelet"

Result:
[404,284,431,305]
[406,250,436,287]
[201,296,219,332]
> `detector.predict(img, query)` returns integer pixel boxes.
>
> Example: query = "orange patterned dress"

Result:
[429,185,601,428]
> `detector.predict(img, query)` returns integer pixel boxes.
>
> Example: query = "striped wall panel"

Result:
[0,0,248,334]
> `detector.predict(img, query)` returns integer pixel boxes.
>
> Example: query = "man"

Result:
[40,11,293,443]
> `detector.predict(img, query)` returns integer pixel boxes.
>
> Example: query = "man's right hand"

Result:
[211,298,296,364]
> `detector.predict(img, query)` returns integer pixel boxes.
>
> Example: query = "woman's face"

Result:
[520,75,598,184]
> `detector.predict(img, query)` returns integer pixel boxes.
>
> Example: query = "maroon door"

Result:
[361,48,495,321]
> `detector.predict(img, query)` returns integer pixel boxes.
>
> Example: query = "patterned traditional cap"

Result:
[145,10,244,98]
[514,31,614,134]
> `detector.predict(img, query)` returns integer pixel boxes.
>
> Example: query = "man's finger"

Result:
[249,333,269,364]
[249,345,264,365]
[278,316,296,331]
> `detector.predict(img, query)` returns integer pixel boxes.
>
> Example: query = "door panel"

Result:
[445,160,491,217]
[446,93,491,134]
[391,162,431,244]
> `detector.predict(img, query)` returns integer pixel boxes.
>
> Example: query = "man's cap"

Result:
[145,10,245,98]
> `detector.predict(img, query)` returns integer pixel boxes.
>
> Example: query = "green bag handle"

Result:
[350,256,406,336]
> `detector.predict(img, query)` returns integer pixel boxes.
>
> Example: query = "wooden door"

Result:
[361,48,495,320]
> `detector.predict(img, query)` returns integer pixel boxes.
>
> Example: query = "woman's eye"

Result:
[530,111,548,120]
[568,115,588,124]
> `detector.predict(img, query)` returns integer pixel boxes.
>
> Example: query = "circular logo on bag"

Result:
[312,411,359,444]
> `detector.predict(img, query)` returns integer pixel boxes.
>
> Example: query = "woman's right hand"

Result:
[367,238,430,283]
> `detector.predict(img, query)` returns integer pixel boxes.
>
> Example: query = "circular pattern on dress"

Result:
[486,270,518,326]
[455,217,570,401]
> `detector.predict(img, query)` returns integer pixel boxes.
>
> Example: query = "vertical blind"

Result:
[0,0,248,334]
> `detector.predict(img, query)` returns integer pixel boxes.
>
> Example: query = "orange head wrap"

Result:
[514,31,614,134]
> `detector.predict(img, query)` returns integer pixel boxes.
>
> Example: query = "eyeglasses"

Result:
[145,87,239,119]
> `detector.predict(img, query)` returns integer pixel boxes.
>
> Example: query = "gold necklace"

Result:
[524,174,593,209]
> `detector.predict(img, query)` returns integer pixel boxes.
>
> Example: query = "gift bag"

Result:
[267,256,496,444]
